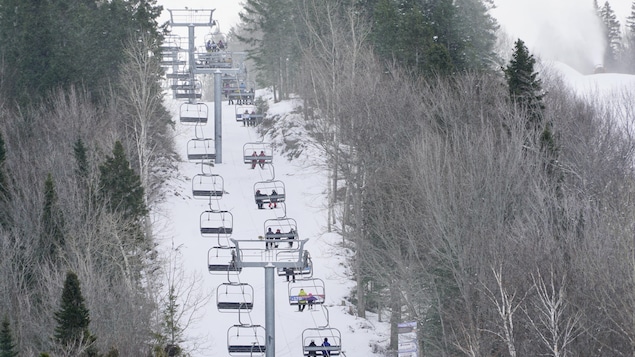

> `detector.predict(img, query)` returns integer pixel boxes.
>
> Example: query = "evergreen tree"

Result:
[0,316,18,357]
[53,271,97,356]
[367,0,497,74]
[237,0,298,101]
[503,39,545,129]
[453,0,499,70]
[73,138,89,181]
[625,1,635,73]
[41,173,65,262]
[98,141,147,222]
[599,1,622,71]
[0,132,10,229]
[153,286,183,357]
[0,0,164,105]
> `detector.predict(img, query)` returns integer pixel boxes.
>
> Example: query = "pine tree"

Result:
[0,316,18,357]
[41,173,65,261]
[154,286,183,357]
[503,39,545,129]
[599,1,622,71]
[98,141,147,222]
[53,271,97,356]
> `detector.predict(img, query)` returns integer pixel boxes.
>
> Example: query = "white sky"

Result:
[158,0,244,32]
[492,0,633,73]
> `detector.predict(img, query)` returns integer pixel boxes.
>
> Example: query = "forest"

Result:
[1,0,635,356]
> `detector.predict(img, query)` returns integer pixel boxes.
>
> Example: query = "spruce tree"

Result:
[73,138,89,181]
[625,1,635,73]
[53,271,97,356]
[503,39,545,129]
[0,132,10,229]
[41,173,65,262]
[98,141,147,222]
[599,1,622,71]
[0,316,18,357]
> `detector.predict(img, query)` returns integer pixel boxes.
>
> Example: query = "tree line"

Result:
[239,0,635,355]
[0,0,187,355]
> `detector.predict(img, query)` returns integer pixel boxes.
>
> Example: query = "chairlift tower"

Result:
[229,238,311,357]
[167,8,224,162]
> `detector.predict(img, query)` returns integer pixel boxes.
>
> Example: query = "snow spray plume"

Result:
[492,0,605,74]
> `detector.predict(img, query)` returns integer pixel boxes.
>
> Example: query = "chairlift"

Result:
[166,71,191,80]
[196,51,233,69]
[227,324,266,355]
[217,282,254,312]
[192,174,224,199]
[235,104,257,123]
[200,210,233,237]
[180,102,209,124]
[243,142,273,167]
[227,89,254,105]
[253,180,286,209]
[302,327,342,356]
[207,246,241,274]
[288,278,325,306]
[277,250,313,278]
[263,217,298,249]
[160,33,182,53]
[187,138,215,162]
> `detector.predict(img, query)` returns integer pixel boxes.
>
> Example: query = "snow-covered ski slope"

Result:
[155,91,389,356]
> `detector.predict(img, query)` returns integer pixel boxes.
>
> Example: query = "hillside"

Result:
[155,92,390,356]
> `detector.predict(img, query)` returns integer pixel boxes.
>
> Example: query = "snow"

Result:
[152,2,635,356]
[154,92,390,356]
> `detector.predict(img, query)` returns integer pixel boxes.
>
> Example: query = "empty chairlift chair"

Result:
[207,246,242,275]
[179,102,209,124]
[216,282,254,312]
[278,250,313,278]
[200,210,233,237]
[302,327,342,356]
[192,174,224,199]
[187,138,216,162]
[227,324,266,355]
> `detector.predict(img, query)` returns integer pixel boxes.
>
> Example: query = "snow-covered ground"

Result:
[154,91,390,356]
[152,3,635,356]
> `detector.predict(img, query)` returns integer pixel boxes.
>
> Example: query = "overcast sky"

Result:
[156,0,633,73]
[492,0,632,73]
[158,0,244,33]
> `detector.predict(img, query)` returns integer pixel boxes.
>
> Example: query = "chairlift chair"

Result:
[288,278,325,306]
[302,327,342,356]
[173,79,202,99]
[207,246,241,274]
[227,324,266,355]
[187,138,216,162]
[217,282,254,312]
[243,142,273,167]
[200,210,233,237]
[180,102,209,124]
[192,173,223,199]
[235,104,257,123]
[253,180,286,208]
[264,217,298,249]
[277,250,313,278]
